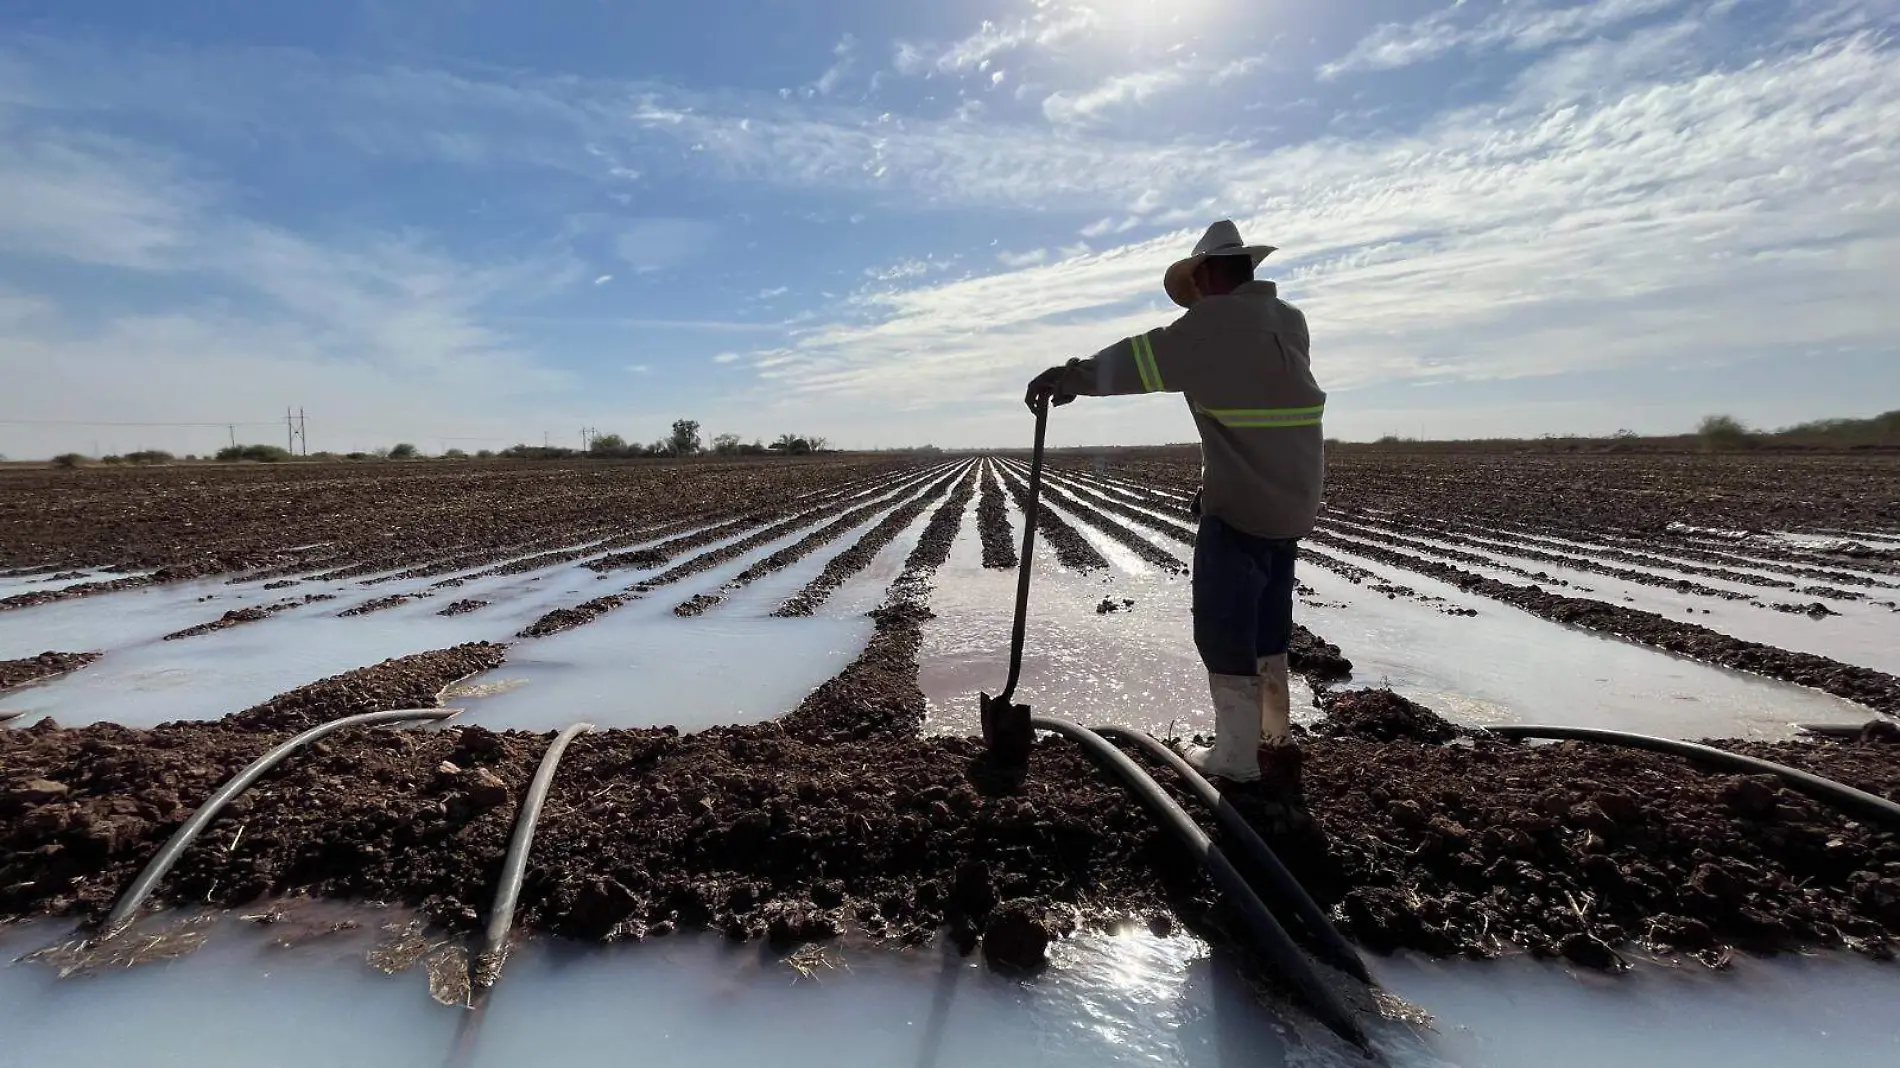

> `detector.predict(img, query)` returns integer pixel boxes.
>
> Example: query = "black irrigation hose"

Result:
[1479,724,1900,833]
[471,720,594,991]
[1030,715,1367,1048]
[100,707,461,938]
[1092,725,1370,984]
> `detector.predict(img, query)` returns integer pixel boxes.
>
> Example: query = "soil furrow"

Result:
[999,464,1186,574]
[161,599,313,640]
[771,466,966,618]
[590,467,934,575]
[1304,530,1900,715]
[1358,512,1800,592]
[975,459,1017,570]
[1319,517,1759,602]
[1,652,102,696]
[991,463,1108,574]
[1038,470,1195,546]
[673,463,970,617]
[637,467,955,596]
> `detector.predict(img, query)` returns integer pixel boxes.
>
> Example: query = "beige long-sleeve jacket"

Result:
[1052,280,1325,540]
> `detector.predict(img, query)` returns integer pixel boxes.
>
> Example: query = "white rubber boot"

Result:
[1185,673,1263,782]
[1256,653,1305,803]
[1258,653,1291,743]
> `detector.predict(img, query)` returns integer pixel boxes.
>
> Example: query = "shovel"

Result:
[980,396,1049,767]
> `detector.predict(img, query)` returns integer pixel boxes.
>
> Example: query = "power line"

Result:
[0,419,285,428]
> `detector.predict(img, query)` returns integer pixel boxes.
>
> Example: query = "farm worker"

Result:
[1023,220,1325,797]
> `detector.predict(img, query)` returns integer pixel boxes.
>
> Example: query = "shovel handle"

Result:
[998,398,1048,703]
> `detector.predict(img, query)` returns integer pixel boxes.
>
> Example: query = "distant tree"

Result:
[100,454,126,465]
[125,450,174,465]
[647,438,672,457]
[770,433,810,455]
[52,452,88,469]
[711,433,743,456]
[476,449,496,459]
[589,433,628,457]
[216,444,293,463]
[669,419,703,456]
[1697,414,1752,452]
[741,439,768,455]
[345,451,374,461]
[388,442,420,460]
[806,436,829,453]
[442,448,469,460]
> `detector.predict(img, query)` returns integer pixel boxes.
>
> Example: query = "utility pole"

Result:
[228,425,236,448]
[299,408,307,456]
[287,408,295,454]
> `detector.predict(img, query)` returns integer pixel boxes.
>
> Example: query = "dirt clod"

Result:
[982,899,1057,971]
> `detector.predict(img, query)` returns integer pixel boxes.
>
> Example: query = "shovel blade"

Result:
[980,691,1033,767]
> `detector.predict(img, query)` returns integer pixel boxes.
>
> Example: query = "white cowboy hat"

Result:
[1163,220,1276,309]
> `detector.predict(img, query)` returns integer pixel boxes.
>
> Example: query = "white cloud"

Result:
[1042,68,1191,126]
[593,273,614,285]
[1211,55,1270,84]
[901,5,1099,76]
[756,286,789,299]
[716,35,1900,446]
[0,122,202,270]
[997,248,1049,268]
[1321,0,1688,78]
[1080,216,1141,238]
[712,352,742,363]
[626,363,651,373]
[813,33,857,97]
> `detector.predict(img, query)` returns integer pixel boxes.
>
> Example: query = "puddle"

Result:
[1317,523,1900,676]
[921,474,1869,742]
[0,569,150,599]
[453,609,872,733]
[2,912,1893,1068]
[1295,543,1871,738]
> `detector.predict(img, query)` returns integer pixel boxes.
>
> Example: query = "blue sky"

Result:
[1,0,1896,456]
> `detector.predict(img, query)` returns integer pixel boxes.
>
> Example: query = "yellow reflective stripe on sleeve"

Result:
[1130,333,1165,393]
[1198,404,1325,428]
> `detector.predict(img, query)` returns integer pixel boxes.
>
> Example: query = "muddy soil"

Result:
[1371,511,1802,591]
[5,449,1900,977]
[1324,514,1760,602]
[0,458,921,603]
[1018,472,1188,575]
[436,599,488,617]
[1301,722,1900,967]
[162,600,308,641]
[684,464,966,618]
[1304,531,1900,716]
[1315,688,1462,744]
[0,652,101,695]
[975,460,1017,570]
[1714,729,1900,803]
[772,466,967,618]
[519,596,628,639]
[221,643,509,733]
[992,464,1108,574]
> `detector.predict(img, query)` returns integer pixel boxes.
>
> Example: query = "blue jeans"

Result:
[1193,515,1298,676]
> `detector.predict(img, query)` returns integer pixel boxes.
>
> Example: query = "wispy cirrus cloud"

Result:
[727,32,1900,445]
[1320,0,1689,78]
[895,4,1099,76]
